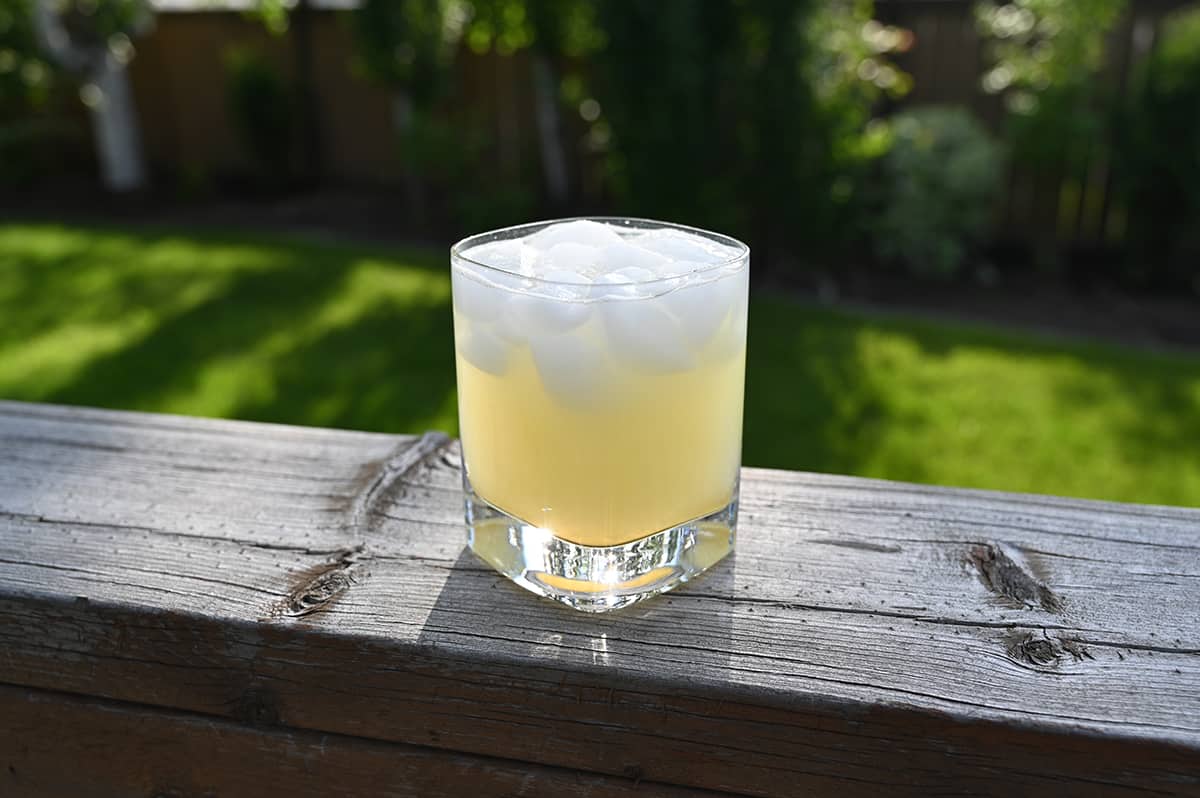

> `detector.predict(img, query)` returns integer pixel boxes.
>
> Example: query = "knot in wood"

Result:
[278,546,364,618]
[288,570,352,615]
[1012,633,1061,667]
[970,542,1062,612]
[1006,631,1093,669]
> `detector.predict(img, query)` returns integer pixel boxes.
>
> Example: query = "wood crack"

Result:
[348,431,450,533]
[0,511,353,556]
[266,433,452,619]
[680,591,1071,631]
[808,538,903,553]
[1076,638,1200,656]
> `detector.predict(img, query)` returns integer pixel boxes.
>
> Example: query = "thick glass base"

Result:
[464,475,737,612]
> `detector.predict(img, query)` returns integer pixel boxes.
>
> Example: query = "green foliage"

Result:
[976,0,1125,173]
[588,0,909,258]
[808,1,913,138]
[462,0,600,56]
[244,0,290,36]
[872,107,1003,277]
[395,105,534,230]
[462,0,531,54]
[525,0,602,57]
[343,0,909,259]
[0,0,57,110]
[351,0,461,108]
[804,0,913,241]
[39,0,151,82]
[0,0,81,188]
[589,0,741,229]
[1116,6,1200,288]
[4,223,1198,506]
[223,47,292,186]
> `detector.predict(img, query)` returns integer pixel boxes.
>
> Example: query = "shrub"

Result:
[589,0,909,267]
[0,0,105,191]
[872,107,1003,278]
[0,0,57,113]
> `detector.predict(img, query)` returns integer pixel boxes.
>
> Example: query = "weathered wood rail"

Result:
[1,400,1198,796]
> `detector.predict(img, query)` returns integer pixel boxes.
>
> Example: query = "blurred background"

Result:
[1,0,1198,506]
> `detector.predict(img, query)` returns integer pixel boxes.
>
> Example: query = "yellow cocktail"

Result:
[452,219,748,610]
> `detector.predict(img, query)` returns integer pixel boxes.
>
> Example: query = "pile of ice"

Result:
[453,220,748,401]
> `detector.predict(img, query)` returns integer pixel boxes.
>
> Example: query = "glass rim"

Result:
[450,216,750,287]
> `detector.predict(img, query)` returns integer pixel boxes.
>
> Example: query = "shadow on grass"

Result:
[1,223,457,436]
[4,223,1198,505]
[744,300,1200,505]
[743,300,895,479]
[229,298,457,434]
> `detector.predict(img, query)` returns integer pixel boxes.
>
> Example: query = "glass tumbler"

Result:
[451,218,748,611]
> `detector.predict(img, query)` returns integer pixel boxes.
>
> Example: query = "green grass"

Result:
[3,222,1199,507]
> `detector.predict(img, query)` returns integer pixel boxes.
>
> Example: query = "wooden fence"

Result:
[878,0,1192,249]
[122,2,1193,250]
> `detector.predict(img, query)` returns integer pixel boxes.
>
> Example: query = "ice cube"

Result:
[707,290,749,363]
[457,323,512,376]
[452,267,504,322]
[634,228,730,263]
[536,242,602,276]
[598,240,672,275]
[590,266,654,300]
[528,220,623,251]
[510,269,592,334]
[492,304,529,345]
[602,298,695,374]
[660,268,744,347]
[530,332,613,409]
[460,238,525,273]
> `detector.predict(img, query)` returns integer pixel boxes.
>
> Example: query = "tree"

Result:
[453,0,601,207]
[589,0,908,267]
[524,0,601,206]
[0,0,56,113]
[32,0,151,192]
[351,0,462,218]
[976,0,1125,173]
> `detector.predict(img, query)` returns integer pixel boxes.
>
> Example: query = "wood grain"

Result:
[0,684,720,798]
[1,400,1198,796]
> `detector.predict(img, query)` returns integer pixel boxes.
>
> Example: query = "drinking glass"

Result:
[451,218,748,611]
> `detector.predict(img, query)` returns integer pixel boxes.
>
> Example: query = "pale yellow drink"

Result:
[452,219,748,610]
[455,296,745,546]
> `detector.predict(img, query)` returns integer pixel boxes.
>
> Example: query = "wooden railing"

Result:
[1,400,1197,796]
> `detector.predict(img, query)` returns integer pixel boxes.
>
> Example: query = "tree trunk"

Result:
[32,0,148,193]
[89,56,147,192]
[531,53,568,206]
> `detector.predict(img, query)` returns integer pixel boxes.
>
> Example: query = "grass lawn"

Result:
[2,222,1198,507]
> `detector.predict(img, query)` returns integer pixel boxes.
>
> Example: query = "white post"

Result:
[88,54,147,192]
[33,0,148,193]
